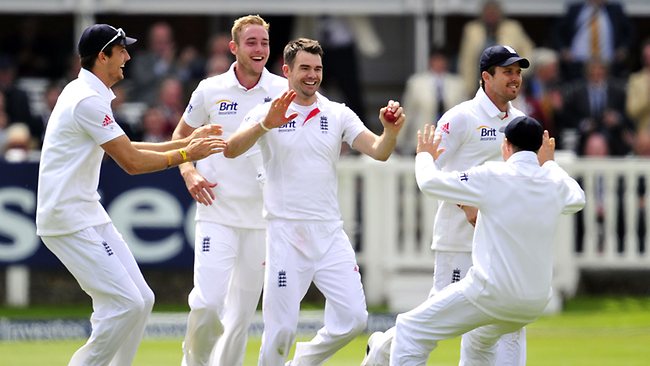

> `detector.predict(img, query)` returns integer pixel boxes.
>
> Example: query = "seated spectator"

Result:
[458,0,534,96]
[0,55,36,134]
[156,77,186,135]
[140,106,171,143]
[398,46,466,155]
[523,48,566,147]
[564,59,634,156]
[626,38,650,133]
[205,53,231,77]
[553,0,635,80]
[129,22,179,104]
[2,122,39,162]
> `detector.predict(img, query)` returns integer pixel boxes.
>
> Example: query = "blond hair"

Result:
[231,15,269,44]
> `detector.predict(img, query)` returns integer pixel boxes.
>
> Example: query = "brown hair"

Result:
[283,38,323,68]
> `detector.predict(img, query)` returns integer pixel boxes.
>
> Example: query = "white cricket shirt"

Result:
[432,87,525,252]
[416,151,585,322]
[36,69,125,236]
[183,63,287,228]
[241,92,366,221]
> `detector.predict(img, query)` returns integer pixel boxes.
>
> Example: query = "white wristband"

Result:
[259,121,271,132]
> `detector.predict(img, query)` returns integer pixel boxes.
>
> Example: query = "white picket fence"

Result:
[338,153,650,312]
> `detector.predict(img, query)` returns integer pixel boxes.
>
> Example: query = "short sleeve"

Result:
[75,96,125,145]
[183,84,209,128]
[340,105,366,146]
[434,108,468,167]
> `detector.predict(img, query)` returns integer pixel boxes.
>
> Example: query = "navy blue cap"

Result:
[480,45,530,72]
[78,24,137,57]
[499,116,543,151]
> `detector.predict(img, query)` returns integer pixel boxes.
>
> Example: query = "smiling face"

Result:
[283,50,322,105]
[231,24,270,80]
[102,44,131,87]
[483,63,523,109]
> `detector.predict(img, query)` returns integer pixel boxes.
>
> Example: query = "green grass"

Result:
[2,297,650,365]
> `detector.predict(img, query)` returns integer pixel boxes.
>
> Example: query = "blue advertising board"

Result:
[0,159,197,268]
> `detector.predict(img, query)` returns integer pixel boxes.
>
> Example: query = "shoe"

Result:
[360,331,384,366]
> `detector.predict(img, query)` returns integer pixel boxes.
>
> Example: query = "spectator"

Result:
[33,81,63,147]
[140,106,171,143]
[523,48,566,147]
[0,93,8,152]
[292,15,384,125]
[398,46,466,155]
[0,55,36,134]
[205,53,231,77]
[458,0,534,96]
[626,38,650,133]
[2,122,39,162]
[111,84,142,141]
[553,0,635,80]
[156,77,186,135]
[129,22,178,104]
[565,59,634,156]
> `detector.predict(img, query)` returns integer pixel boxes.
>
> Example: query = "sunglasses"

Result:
[100,28,126,53]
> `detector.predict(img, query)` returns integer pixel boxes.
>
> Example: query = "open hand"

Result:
[262,90,299,130]
[416,124,445,160]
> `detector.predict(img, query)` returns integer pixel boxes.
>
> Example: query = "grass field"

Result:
[2,297,650,365]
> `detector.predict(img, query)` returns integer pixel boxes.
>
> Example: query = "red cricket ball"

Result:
[384,108,397,123]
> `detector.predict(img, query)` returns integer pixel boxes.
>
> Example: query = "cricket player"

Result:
[36,24,224,366]
[390,117,585,365]
[363,45,531,365]
[224,38,405,366]
[171,15,287,366]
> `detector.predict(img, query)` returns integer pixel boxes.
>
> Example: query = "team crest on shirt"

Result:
[264,96,272,103]
[477,125,497,141]
[320,115,328,133]
[439,122,450,134]
[216,99,238,115]
[186,103,193,114]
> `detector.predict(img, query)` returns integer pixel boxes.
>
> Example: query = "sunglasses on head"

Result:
[100,28,126,53]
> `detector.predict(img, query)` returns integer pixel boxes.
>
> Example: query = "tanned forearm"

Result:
[223,122,267,158]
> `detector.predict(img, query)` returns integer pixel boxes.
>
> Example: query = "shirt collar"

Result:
[78,68,116,101]
[507,150,539,165]
[475,87,512,120]
[226,62,279,92]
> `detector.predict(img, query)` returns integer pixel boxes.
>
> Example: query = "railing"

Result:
[338,153,650,311]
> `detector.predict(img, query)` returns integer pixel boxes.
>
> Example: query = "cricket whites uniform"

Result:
[180,63,287,366]
[242,92,369,366]
[363,88,526,366]
[36,68,155,366]
[391,150,585,365]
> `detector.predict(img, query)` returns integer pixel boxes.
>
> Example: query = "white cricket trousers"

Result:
[258,220,368,366]
[390,282,527,366]
[182,222,266,366]
[365,251,525,366]
[41,223,155,366]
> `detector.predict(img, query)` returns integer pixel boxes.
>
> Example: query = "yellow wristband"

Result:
[178,148,188,162]
[166,151,173,168]
[259,121,271,132]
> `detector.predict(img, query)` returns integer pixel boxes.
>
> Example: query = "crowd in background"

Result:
[1,0,650,163]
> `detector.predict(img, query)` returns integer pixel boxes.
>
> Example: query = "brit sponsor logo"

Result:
[216,99,238,115]
[477,125,497,141]
[279,120,296,132]
[186,103,193,114]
